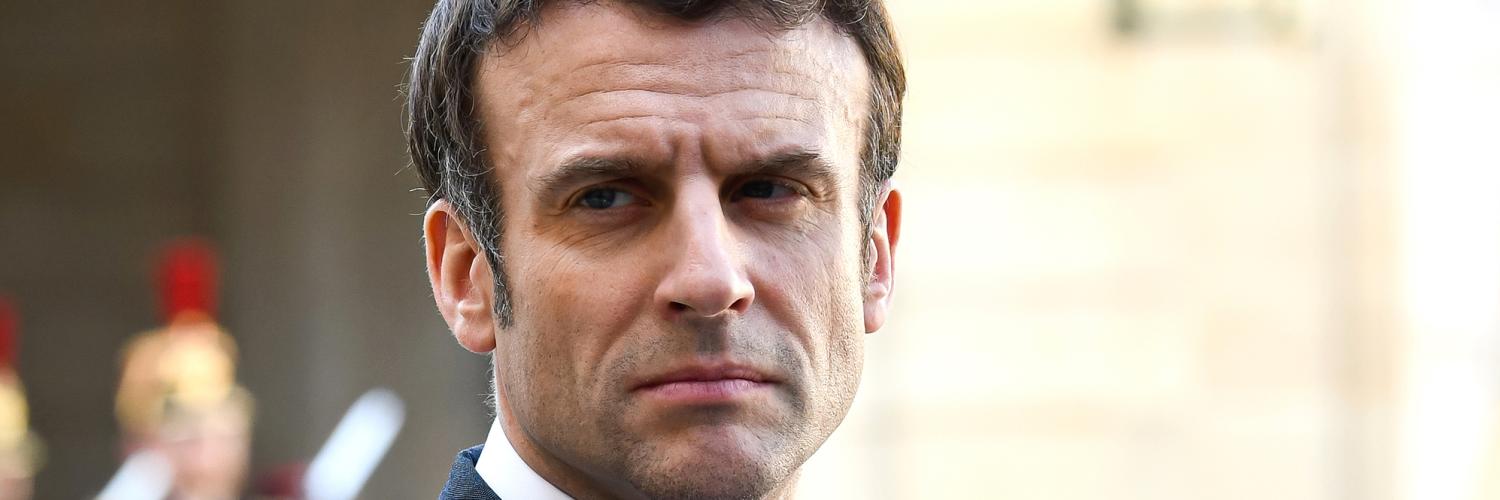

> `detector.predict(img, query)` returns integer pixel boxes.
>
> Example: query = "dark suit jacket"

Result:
[439,445,501,500]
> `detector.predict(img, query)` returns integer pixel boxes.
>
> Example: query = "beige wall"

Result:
[802,0,1415,498]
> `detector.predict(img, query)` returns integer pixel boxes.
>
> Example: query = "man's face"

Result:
[155,404,250,499]
[426,3,898,498]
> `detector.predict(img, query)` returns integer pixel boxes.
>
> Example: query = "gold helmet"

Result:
[0,296,42,480]
[115,240,251,442]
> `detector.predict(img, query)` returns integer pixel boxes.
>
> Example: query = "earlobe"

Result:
[863,184,902,334]
[424,201,498,353]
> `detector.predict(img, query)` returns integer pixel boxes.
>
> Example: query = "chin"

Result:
[625,425,799,500]
[630,465,781,500]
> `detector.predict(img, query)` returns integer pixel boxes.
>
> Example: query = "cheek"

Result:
[503,245,654,404]
[753,222,867,370]
[749,227,866,437]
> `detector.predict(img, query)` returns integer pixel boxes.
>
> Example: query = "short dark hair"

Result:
[404,0,905,325]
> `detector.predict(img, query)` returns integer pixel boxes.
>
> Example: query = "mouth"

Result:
[632,362,779,404]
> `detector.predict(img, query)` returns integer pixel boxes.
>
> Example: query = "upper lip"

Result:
[632,361,778,391]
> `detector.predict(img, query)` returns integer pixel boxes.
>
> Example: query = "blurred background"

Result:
[1,0,1498,498]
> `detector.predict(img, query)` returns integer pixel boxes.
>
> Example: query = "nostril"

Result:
[728,297,751,314]
[669,301,689,312]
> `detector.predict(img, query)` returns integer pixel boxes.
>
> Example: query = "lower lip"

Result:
[637,379,772,404]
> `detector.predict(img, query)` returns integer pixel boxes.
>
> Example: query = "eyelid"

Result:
[730,176,812,200]
[566,182,650,210]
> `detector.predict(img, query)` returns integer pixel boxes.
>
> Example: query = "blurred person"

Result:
[406,0,905,498]
[0,298,41,500]
[113,241,252,500]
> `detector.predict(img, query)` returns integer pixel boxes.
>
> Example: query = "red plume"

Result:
[156,238,219,322]
[0,295,16,369]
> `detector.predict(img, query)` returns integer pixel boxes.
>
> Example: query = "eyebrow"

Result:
[751,150,842,195]
[531,149,843,203]
[532,156,648,203]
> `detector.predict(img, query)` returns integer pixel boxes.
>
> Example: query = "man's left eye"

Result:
[735,180,796,200]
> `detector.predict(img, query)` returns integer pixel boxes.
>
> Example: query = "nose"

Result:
[653,190,755,319]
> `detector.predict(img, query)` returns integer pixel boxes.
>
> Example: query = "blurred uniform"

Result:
[114,241,252,500]
[0,298,40,500]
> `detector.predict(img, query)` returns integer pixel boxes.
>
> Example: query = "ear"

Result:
[864,182,902,333]
[424,200,498,353]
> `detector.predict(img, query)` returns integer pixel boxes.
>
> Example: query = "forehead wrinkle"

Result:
[473,3,871,187]
[524,21,841,109]
[560,25,780,71]
[564,112,816,150]
[546,50,824,107]
[494,10,859,104]
[565,86,817,103]
[549,61,828,135]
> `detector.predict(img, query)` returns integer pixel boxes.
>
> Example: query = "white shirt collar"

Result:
[475,417,574,500]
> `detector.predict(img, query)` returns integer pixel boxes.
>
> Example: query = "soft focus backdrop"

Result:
[2,0,1499,498]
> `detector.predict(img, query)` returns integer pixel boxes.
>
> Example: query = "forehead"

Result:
[472,1,871,179]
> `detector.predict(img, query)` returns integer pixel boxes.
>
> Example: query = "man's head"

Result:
[408,0,903,497]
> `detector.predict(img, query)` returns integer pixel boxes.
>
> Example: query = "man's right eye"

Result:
[576,188,637,210]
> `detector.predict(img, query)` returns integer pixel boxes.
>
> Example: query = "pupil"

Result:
[582,190,616,209]
[742,181,775,199]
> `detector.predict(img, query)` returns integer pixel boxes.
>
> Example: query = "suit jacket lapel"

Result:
[439,445,502,500]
